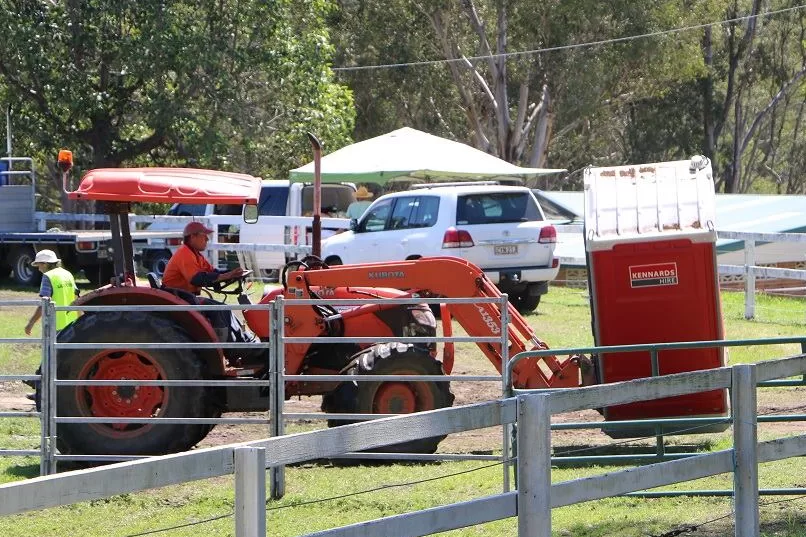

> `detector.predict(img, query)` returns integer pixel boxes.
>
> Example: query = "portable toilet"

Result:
[584,156,728,435]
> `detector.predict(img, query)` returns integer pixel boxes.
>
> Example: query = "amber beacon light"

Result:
[57,149,73,172]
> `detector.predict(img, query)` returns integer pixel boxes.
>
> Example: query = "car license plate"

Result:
[494,245,518,255]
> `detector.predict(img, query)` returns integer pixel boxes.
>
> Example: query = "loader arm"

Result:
[284,256,582,389]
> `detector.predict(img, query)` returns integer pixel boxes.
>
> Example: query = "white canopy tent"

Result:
[289,127,564,184]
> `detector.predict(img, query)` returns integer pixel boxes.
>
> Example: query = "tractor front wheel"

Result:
[57,311,212,456]
[323,345,454,454]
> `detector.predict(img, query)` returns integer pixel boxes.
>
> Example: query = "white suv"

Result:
[321,184,559,312]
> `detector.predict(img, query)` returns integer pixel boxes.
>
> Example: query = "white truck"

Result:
[0,156,121,286]
[140,179,356,277]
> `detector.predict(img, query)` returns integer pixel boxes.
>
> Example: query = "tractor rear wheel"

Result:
[56,311,213,456]
[323,345,454,454]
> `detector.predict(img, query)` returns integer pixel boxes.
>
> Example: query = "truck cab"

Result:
[140,180,356,277]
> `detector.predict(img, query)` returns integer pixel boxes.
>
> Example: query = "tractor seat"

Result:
[147,272,162,289]
[147,273,199,305]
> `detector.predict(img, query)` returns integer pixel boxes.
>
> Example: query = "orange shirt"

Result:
[162,244,215,294]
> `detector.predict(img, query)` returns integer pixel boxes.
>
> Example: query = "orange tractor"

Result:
[51,154,584,456]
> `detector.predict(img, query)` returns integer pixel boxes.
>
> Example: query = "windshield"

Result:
[256,186,290,216]
[302,185,355,217]
[167,203,207,217]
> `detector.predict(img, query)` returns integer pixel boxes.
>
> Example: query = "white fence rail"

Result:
[718,230,806,319]
[555,225,806,319]
[2,354,805,537]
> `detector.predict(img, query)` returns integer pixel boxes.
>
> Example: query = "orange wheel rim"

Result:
[372,373,435,414]
[76,349,167,438]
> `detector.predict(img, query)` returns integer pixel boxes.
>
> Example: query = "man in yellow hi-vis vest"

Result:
[24,249,79,335]
[23,250,79,403]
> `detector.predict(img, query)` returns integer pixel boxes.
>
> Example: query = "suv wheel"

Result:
[514,293,541,313]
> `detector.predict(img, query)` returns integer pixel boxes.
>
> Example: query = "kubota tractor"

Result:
[51,154,584,457]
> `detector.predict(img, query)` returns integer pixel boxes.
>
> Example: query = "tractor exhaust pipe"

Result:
[307,132,322,258]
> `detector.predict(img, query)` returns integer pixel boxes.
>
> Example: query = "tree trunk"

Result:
[529,85,553,167]
[727,97,742,193]
[701,28,716,173]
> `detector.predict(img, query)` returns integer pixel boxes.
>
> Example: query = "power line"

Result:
[333,4,806,72]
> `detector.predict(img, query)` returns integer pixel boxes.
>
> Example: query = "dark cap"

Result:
[183,221,214,236]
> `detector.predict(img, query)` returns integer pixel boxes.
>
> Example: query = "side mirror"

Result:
[349,218,358,231]
[243,203,258,224]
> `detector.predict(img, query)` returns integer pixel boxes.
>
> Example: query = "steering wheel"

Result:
[281,260,305,289]
[203,269,253,296]
[280,256,329,289]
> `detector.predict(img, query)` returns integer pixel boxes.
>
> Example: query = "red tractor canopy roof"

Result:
[67,168,261,205]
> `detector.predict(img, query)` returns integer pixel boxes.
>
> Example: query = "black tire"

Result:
[324,256,343,266]
[323,345,454,454]
[260,269,280,282]
[11,247,41,287]
[514,293,541,314]
[148,250,172,277]
[56,311,213,456]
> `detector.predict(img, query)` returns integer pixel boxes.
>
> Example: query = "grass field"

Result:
[0,285,805,536]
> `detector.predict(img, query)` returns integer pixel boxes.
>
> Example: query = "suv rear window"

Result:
[456,192,543,225]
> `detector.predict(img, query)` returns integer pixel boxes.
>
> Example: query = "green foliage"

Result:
[0,0,354,205]
[328,1,462,140]
[330,1,713,174]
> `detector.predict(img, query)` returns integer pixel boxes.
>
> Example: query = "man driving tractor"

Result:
[162,221,246,342]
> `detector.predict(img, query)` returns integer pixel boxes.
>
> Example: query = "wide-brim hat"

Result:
[355,186,374,200]
[32,249,60,266]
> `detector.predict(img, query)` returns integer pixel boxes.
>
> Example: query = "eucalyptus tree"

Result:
[0,0,354,183]
[331,0,713,180]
